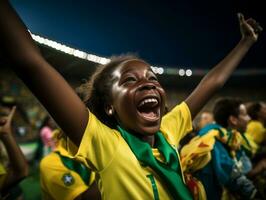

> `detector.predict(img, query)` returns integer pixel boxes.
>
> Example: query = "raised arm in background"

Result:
[185,13,263,119]
[0,0,88,145]
[0,106,28,193]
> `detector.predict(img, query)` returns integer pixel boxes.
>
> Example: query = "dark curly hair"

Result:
[76,54,142,128]
[213,97,242,128]
[246,102,263,120]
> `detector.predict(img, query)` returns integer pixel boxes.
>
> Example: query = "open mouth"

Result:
[137,97,160,122]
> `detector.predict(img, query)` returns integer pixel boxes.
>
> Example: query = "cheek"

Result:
[157,87,166,100]
[241,118,249,127]
[115,89,135,112]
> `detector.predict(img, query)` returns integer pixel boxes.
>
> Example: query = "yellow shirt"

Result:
[246,120,266,145]
[74,102,192,200]
[40,140,95,200]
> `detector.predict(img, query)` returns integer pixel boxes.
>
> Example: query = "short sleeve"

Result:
[74,111,121,171]
[160,102,193,146]
[40,154,89,200]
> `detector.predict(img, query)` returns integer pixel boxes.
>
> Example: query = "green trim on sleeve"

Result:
[55,151,91,185]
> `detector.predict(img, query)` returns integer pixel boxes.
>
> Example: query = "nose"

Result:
[138,81,156,91]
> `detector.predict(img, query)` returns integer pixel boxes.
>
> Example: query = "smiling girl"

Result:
[0,1,263,199]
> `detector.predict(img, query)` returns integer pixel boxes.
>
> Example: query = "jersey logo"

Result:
[62,173,75,186]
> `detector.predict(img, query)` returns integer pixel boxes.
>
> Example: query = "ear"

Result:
[228,115,238,127]
[104,104,114,116]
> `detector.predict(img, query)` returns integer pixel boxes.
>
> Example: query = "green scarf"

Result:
[117,126,192,200]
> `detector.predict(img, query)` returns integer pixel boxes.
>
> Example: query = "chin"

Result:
[141,125,160,135]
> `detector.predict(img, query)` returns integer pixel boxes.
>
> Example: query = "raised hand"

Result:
[0,106,16,136]
[238,13,263,44]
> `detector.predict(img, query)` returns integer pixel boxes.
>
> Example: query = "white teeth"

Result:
[139,98,158,107]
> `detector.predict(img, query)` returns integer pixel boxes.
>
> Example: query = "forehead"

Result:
[239,104,247,114]
[117,59,152,74]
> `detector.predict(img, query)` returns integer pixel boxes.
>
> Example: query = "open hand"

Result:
[0,106,16,136]
[238,13,263,44]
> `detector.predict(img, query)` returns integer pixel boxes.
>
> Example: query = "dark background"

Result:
[11,0,265,70]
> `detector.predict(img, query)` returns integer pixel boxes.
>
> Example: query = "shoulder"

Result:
[40,152,60,170]
[248,120,264,129]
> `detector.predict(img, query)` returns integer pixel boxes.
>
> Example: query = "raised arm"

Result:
[0,0,88,145]
[185,13,263,119]
[0,106,28,192]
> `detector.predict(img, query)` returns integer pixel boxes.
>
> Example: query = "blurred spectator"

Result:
[246,101,266,146]
[36,115,56,160]
[197,111,214,130]
[181,98,261,199]
[0,106,28,199]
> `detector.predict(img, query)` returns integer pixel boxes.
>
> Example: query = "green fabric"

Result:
[55,152,91,185]
[117,126,192,200]
[147,174,160,200]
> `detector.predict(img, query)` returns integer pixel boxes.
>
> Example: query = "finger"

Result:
[246,19,263,33]
[255,23,263,33]
[246,18,257,26]
[237,12,245,24]
[7,106,16,120]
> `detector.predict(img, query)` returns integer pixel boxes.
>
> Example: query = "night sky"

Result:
[10,0,265,69]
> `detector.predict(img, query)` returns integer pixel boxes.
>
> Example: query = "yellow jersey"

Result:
[246,120,266,145]
[74,102,192,200]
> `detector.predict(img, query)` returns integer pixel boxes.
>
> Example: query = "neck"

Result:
[119,125,156,147]
[139,135,155,147]
[131,129,155,147]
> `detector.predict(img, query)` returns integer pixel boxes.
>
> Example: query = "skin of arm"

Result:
[74,182,101,200]
[0,0,88,146]
[0,106,28,192]
[247,158,266,178]
[185,13,263,119]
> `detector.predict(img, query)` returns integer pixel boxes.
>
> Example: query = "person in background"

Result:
[0,106,28,199]
[245,101,266,198]
[246,102,266,149]
[39,115,57,157]
[181,98,263,199]
[40,129,101,200]
[197,111,214,130]
[179,111,214,150]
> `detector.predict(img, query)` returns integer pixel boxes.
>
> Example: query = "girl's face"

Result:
[109,59,166,136]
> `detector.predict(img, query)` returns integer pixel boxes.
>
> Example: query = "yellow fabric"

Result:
[242,133,258,156]
[73,102,192,200]
[185,174,207,200]
[0,162,7,189]
[181,127,243,173]
[180,127,248,200]
[181,130,218,173]
[180,130,219,200]
[221,188,237,200]
[246,120,266,145]
[40,139,95,200]
[226,129,243,158]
